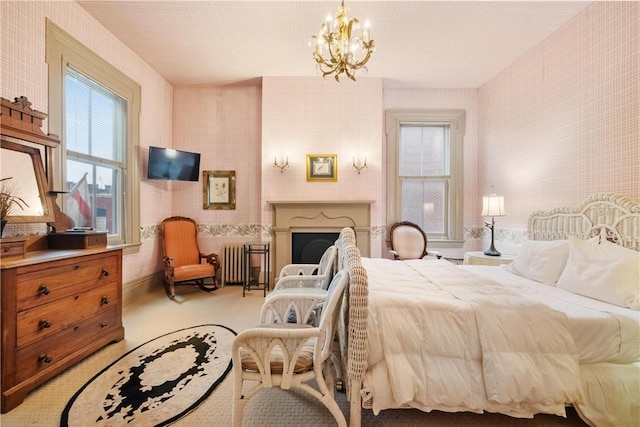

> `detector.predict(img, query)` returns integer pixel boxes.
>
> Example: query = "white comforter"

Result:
[361,258,583,418]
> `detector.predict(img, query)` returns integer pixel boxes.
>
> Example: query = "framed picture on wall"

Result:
[203,170,236,210]
[306,154,337,182]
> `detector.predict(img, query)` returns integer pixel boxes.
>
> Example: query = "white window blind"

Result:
[66,68,126,163]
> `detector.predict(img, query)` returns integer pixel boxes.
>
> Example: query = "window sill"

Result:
[429,239,465,249]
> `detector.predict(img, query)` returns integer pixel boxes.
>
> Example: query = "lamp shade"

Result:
[481,195,506,217]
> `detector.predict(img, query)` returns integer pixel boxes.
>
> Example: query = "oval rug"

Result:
[61,324,236,427]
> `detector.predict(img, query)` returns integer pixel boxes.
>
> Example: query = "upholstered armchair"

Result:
[389,220,441,260]
[232,270,349,427]
[160,216,220,299]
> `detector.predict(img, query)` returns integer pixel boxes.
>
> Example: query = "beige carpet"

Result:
[1,285,587,426]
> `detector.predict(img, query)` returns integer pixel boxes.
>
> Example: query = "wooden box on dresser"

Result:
[0,246,124,413]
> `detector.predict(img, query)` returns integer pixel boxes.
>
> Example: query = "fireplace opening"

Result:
[291,232,340,264]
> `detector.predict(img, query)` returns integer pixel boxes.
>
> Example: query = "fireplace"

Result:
[267,200,373,275]
[292,232,340,264]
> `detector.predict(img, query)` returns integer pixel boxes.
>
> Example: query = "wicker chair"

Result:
[160,216,220,299]
[273,245,337,290]
[232,270,349,427]
[389,220,441,260]
[262,245,338,325]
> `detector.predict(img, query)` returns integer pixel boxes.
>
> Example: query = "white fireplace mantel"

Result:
[267,200,373,275]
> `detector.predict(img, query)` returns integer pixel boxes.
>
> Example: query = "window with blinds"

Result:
[47,19,141,249]
[386,110,466,247]
[399,124,449,239]
[65,68,126,236]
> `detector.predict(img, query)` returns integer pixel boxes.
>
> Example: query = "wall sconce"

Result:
[352,155,367,174]
[273,154,289,173]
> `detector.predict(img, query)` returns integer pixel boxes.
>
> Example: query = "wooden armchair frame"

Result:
[160,216,220,299]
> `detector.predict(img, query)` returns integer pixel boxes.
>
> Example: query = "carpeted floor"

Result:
[1,285,588,426]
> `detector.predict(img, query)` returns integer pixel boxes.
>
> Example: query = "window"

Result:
[386,110,465,247]
[46,20,140,250]
[65,69,125,235]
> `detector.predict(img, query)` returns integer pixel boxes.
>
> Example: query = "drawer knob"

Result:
[101,269,110,277]
[101,296,110,305]
[38,284,51,295]
[74,265,80,270]
[3,247,9,253]
[38,353,52,364]
[101,322,108,328]
[39,319,52,329]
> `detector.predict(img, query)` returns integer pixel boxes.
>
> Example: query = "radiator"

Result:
[222,244,246,285]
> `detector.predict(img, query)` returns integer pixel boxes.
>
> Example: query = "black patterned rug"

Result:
[61,324,236,427]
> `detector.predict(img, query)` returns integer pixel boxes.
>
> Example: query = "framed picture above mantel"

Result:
[203,170,236,210]
[306,154,337,182]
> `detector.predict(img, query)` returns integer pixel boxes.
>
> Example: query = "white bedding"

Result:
[361,257,640,423]
[463,265,640,364]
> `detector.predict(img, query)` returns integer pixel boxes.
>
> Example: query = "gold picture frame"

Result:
[203,170,236,210]
[306,154,338,182]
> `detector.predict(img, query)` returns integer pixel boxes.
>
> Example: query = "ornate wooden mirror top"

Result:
[1,96,59,224]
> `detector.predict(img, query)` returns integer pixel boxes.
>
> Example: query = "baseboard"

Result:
[123,272,163,306]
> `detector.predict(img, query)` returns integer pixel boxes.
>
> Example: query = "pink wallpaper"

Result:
[478,2,639,253]
[261,80,383,215]
[3,1,638,287]
[1,1,174,290]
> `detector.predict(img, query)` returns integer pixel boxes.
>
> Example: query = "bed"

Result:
[335,193,640,427]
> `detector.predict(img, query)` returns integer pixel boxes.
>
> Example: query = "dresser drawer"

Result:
[16,255,119,311]
[0,237,27,259]
[16,282,119,348]
[15,306,119,384]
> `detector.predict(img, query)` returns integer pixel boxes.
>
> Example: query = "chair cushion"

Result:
[393,227,426,259]
[173,264,215,282]
[240,338,316,374]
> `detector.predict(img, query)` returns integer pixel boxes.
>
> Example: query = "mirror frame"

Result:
[1,96,60,226]
[1,137,55,223]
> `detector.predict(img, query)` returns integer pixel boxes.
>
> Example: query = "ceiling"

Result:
[77,1,592,89]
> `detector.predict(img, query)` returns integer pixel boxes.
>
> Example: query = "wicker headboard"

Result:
[528,193,640,251]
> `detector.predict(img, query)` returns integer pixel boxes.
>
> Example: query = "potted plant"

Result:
[0,177,29,236]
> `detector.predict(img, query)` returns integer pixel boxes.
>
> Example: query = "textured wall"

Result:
[3,1,637,273]
[1,1,174,290]
[478,2,639,253]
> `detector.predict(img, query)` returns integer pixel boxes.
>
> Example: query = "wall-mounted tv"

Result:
[147,146,201,182]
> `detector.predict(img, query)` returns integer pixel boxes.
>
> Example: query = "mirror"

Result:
[0,138,55,223]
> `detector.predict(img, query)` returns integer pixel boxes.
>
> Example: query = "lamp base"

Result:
[483,247,501,257]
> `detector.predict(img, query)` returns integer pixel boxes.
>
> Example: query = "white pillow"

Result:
[557,236,640,310]
[506,240,570,285]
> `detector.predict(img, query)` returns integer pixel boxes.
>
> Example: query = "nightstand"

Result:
[463,251,515,266]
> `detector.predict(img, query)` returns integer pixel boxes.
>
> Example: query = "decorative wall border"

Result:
[140,223,271,241]
[140,223,527,246]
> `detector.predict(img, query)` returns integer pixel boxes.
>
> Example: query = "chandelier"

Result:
[311,0,375,82]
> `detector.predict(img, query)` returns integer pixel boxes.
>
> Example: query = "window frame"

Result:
[386,109,466,248]
[46,20,141,252]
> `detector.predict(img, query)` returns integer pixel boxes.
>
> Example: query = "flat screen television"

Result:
[147,146,201,182]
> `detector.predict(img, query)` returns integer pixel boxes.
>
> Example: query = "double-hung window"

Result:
[46,20,140,249]
[386,110,466,247]
[65,68,125,235]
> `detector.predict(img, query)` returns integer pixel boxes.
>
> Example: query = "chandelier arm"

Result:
[310,1,373,82]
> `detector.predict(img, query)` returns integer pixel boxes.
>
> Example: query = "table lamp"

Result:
[481,193,506,256]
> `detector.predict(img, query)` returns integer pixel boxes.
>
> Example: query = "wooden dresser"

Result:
[0,246,124,413]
